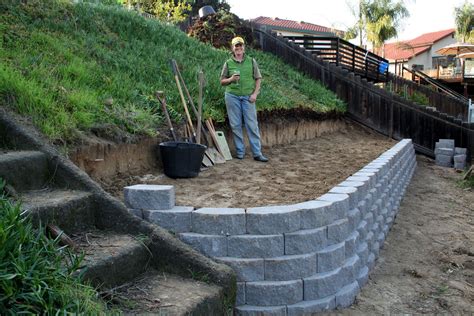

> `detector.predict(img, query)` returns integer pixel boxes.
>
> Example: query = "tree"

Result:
[345,0,409,54]
[365,0,409,56]
[184,0,230,16]
[344,0,369,48]
[125,0,191,23]
[454,1,474,43]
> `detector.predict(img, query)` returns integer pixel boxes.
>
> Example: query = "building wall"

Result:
[389,34,456,72]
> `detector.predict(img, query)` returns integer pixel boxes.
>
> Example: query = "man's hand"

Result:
[249,93,258,103]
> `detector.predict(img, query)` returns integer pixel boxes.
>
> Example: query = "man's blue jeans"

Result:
[224,92,262,158]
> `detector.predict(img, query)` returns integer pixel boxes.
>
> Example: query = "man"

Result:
[220,36,268,162]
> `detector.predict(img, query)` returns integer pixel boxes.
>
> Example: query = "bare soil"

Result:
[97,122,473,314]
[103,123,395,208]
[343,156,474,314]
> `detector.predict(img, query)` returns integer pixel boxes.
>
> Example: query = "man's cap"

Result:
[231,36,245,46]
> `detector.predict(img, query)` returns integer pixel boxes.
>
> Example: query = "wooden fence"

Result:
[254,28,474,162]
[387,72,469,121]
[283,35,389,83]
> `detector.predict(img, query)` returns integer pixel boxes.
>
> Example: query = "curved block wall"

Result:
[137,139,416,315]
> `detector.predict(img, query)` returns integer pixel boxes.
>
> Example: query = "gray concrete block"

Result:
[304,267,342,299]
[454,154,467,163]
[246,205,301,235]
[372,241,380,257]
[341,255,361,285]
[357,242,369,265]
[357,200,367,216]
[216,257,264,282]
[345,231,359,258]
[317,242,345,273]
[285,226,327,255]
[178,233,227,257]
[338,180,368,196]
[366,231,375,250]
[124,184,175,210]
[436,139,455,149]
[455,147,467,155]
[235,305,286,316]
[435,147,454,156]
[335,281,360,309]
[287,296,335,315]
[317,193,350,220]
[357,266,369,288]
[327,218,350,244]
[236,282,245,306]
[294,200,333,229]
[347,208,361,231]
[435,154,452,167]
[228,234,284,258]
[367,252,376,270]
[454,162,466,170]
[245,279,303,306]
[264,253,317,281]
[356,220,368,241]
[144,206,193,233]
[364,211,374,228]
[329,186,358,209]
[128,208,143,219]
[346,176,372,190]
[192,207,246,235]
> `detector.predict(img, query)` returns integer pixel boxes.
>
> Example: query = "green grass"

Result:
[0,0,345,143]
[0,180,107,314]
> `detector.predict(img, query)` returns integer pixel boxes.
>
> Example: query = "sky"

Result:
[225,0,471,42]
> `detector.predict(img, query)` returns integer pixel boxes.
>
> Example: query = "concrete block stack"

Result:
[123,139,417,315]
[454,147,467,170]
[435,139,454,167]
[124,184,194,233]
[434,139,468,170]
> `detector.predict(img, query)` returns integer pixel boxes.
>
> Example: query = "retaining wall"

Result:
[130,139,416,315]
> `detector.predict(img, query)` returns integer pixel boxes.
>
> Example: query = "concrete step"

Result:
[0,150,49,191]
[20,188,95,233]
[108,269,224,315]
[73,231,151,289]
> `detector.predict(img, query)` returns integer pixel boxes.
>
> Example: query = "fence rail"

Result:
[254,28,474,161]
[283,35,389,82]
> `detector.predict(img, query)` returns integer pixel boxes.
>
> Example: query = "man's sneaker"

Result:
[236,155,244,159]
[254,155,269,162]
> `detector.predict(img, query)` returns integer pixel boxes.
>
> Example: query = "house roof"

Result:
[251,16,344,36]
[384,29,455,61]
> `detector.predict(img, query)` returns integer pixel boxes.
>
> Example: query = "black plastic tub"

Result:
[159,141,206,178]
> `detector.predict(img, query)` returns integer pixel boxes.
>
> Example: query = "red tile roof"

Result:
[384,29,455,61]
[252,16,344,36]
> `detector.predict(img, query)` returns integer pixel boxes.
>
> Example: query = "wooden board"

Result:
[215,131,232,160]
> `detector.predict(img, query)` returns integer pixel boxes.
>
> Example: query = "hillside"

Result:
[0,0,345,144]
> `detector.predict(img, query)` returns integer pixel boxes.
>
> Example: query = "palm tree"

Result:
[454,1,474,43]
[365,0,409,56]
[344,0,370,48]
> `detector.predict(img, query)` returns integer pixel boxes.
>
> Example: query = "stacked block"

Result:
[124,184,194,233]
[127,139,417,315]
[435,139,468,170]
[454,147,467,170]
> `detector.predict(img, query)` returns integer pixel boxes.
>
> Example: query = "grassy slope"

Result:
[0,0,345,143]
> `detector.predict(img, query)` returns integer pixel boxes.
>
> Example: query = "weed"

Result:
[187,268,210,283]
[0,179,107,314]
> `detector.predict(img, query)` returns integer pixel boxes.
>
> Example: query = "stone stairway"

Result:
[0,108,235,315]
